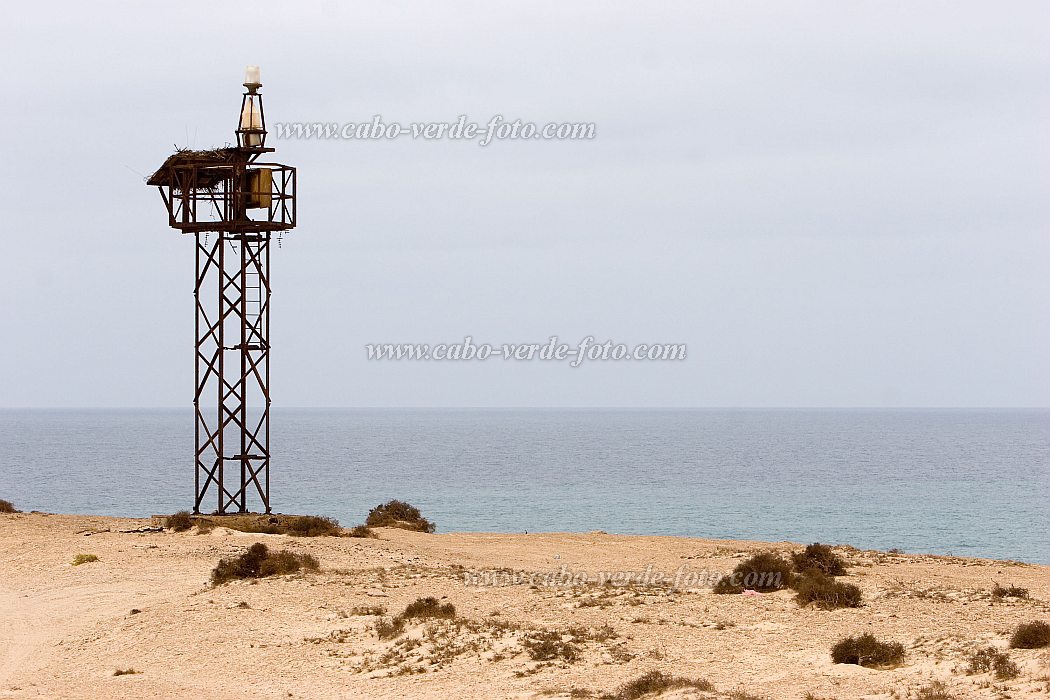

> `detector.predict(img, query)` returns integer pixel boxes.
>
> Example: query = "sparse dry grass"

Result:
[913,681,956,700]
[523,630,580,662]
[966,646,1020,680]
[880,579,961,602]
[359,608,624,675]
[607,670,714,700]
[373,597,455,640]
[727,692,772,700]
[375,616,406,640]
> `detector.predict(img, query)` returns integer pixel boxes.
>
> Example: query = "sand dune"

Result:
[1,513,1048,699]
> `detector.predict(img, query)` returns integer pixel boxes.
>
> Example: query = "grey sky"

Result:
[0,1,1047,408]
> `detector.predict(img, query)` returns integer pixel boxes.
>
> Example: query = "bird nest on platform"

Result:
[147,147,239,189]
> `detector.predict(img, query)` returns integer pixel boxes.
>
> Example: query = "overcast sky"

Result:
[0,1,1047,408]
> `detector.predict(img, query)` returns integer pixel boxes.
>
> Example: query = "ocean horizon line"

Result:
[2,405,1049,412]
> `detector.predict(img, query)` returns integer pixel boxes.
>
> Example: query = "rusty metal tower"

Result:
[148,66,296,514]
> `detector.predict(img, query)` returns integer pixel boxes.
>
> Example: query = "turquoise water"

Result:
[1,408,1047,563]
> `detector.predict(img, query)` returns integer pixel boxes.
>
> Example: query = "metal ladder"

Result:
[243,244,264,348]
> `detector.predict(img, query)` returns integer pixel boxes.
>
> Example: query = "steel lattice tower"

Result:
[148,66,296,514]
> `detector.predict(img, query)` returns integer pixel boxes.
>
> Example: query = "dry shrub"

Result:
[0,499,18,514]
[284,515,341,537]
[375,616,406,640]
[211,542,320,585]
[366,500,436,533]
[793,570,862,609]
[164,511,193,532]
[966,647,1020,680]
[713,552,793,593]
[830,633,904,667]
[522,630,580,662]
[610,670,714,700]
[349,605,386,616]
[112,668,141,676]
[1010,620,1050,649]
[222,514,341,536]
[791,543,846,576]
[372,596,455,640]
[72,553,99,566]
[347,524,378,538]
[991,582,1029,599]
[401,596,456,620]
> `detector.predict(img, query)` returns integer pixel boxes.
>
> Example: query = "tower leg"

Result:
[194,232,271,514]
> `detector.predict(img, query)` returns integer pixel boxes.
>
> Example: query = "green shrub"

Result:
[791,543,846,576]
[164,511,193,532]
[793,570,862,609]
[0,499,18,514]
[966,647,1020,679]
[830,633,904,667]
[211,543,319,585]
[401,596,455,620]
[347,524,377,538]
[610,670,714,700]
[72,553,99,566]
[1009,620,1050,649]
[713,552,793,593]
[365,500,435,533]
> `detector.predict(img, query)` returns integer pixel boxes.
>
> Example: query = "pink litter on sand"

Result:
[742,589,761,596]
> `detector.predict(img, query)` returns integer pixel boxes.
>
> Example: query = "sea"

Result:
[1,408,1047,564]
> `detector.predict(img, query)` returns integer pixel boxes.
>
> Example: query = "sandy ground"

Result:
[1,513,1048,699]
